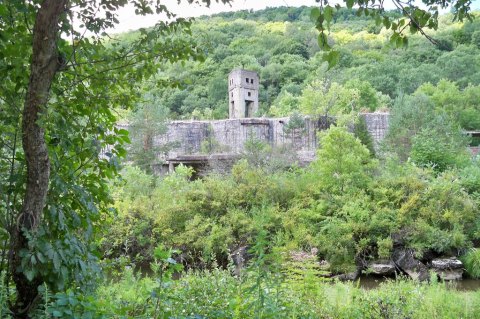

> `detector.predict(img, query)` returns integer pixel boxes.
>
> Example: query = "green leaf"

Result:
[317,33,331,51]
[324,6,334,24]
[154,245,170,260]
[346,0,355,9]
[53,252,60,270]
[383,17,391,29]
[310,7,320,22]
[0,4,8,16]
[396,36,403,48]
[389,33,399,46]
[410,23,418,34]
[24,269,35,281]
[323,50,340,69]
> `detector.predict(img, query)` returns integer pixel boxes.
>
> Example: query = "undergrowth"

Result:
[462,248,480,279]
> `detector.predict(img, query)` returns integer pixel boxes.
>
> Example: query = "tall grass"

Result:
[89,270,480,319]
[462,248,480,279]
[2,268,479,318]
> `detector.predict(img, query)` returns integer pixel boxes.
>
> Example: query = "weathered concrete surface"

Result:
[363,112,390,147]
[229,69,260,118]
[157,113,390,166]
[431,258,464,280]
[391,248,430,281]
[368,261,396,276]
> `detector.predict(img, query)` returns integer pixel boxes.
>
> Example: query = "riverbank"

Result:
[82,269,480,319]
[358,275,480,291]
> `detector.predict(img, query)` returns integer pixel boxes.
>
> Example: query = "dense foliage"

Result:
[5,269,480,318]
[128,6,480,130]
[105,124,480,273]
[0,0,230,316]
[98,8,480,318]
[1,2,480,317]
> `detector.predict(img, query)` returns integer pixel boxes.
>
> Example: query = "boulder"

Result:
[392,248,429,281]
[430,258,464,280]
[435,269,463,280]
[368,261,396,276]
[333,267,362,281]
[431,258,463,270]
[230,245,251,276]
[289,249,317,263]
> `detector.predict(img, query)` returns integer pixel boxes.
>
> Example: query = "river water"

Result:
[358,276,480,291]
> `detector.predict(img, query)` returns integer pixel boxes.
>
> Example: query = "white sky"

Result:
[111,0,480,34]
[113,0,318,33]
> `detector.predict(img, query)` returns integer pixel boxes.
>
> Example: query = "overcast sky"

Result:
[111,0,480,34]
[112,0,318,33]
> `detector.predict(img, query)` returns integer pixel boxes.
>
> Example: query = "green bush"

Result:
[43,270,480,319]
[411,127,470,173]
[461,248,480,278]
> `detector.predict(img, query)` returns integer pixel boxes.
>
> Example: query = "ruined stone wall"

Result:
[155,113,390,164]
[362,112,390,146]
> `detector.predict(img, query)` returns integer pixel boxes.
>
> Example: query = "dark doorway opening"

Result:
[245,100,253,118]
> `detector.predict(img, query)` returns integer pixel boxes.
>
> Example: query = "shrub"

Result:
[461,248,480,279]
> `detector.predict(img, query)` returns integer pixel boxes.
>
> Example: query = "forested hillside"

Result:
[2,2,480,317]
[128,6,480,129]
[112,6,480,283]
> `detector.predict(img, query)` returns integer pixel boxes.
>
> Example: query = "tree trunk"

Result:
[11,0,66,317]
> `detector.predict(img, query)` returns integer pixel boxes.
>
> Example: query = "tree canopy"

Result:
[0,0,229,316]
[312,0,474,67]
[0,0,479,317]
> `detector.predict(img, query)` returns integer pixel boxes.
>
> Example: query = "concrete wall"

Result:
[228,69,259,118]
[362,112,390,146]
[155,113,390,165]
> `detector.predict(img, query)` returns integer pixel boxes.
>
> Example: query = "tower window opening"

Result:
[248,92,251,97]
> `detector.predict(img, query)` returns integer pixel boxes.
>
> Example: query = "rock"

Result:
[289,248,318,263]
[368,261,396,276]
[392,248,430,281]
[333,267,362,281]
[230,245,251,276]
[318,259,331,271]
[285,248,334,278]
[430,258,463,280]
[435,269,463,280]
[431,258,463,270]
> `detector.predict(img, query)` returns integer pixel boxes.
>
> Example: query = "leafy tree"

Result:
[269,91,300,117]
[312,0,473,67]
[384,91,471,170]
[344,78,381,111]
[411,124,470,172]
[128,94,170,174]
[272,39,309,59]
[310,126,376,194]
[299,80,359,116]
[353,115,376,157]
[472,30,480,47]
[416,80,480,130]
[383,94,436,161]
[0,0,229,316]
[435,45,480,87]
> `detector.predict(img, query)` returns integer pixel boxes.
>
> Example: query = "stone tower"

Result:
[228,69,259,118]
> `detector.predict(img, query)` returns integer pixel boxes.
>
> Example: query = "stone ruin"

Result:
[154,112,390,174]
[112,69,391,174]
